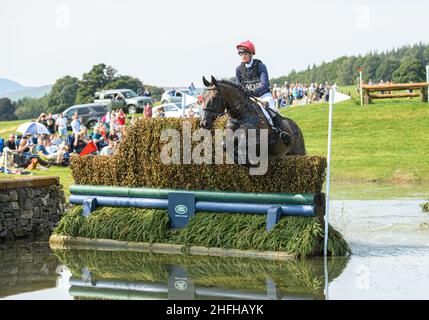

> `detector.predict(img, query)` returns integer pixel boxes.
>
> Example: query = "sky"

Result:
[1,0,428,88]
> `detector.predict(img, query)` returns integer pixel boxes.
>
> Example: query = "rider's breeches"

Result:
[258,92,277,127]
[259,92,278,112]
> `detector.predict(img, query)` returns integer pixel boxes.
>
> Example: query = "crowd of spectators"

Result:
[0,109,129,173]
[271,81,339,108]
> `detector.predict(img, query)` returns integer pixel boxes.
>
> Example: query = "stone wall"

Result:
[0,241,59,298]
[0,177,65,241]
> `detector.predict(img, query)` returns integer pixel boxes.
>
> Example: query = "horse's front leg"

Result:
[222,120,246,164]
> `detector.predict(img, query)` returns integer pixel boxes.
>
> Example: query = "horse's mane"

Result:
[218,79,249,97]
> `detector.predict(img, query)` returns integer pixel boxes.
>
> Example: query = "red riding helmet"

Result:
[236,40,256,54]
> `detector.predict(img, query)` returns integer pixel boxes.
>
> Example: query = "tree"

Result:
[376,58,400,82]
[103,75,143,94]
[423,46,429,66]
[337,58,355,85]
[0,98,18,121]
[144,84,164,101]
[363,54,382,82]
[47,75,79,114]
[75,64,117,104]
[392,56,426,83]
[270,43,429,87]
[14,96,48,120]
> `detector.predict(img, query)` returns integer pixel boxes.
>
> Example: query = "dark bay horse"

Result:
[200,76,306,158]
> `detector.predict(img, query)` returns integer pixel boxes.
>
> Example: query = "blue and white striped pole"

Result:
[323,87,335,301]
[324,88,335,257]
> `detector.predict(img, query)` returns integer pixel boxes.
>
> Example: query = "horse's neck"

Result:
[224,93,255,120]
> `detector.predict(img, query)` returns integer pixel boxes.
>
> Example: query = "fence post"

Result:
[359,70,363,106]
[426,65,429,103]
[3,147,10,175]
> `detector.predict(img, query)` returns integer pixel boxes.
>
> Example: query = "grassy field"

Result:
[1,96,429,199]
[0,166,73,199]
[281,96,429,183]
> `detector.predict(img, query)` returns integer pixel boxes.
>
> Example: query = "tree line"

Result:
[271,42,429,87]
[1,64,163,121]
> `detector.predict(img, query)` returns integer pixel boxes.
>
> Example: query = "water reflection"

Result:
[0,241,59,298]
[54,249,349,300]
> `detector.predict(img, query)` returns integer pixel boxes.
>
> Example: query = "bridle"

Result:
[202,87,226,118]
[202,86,245,118]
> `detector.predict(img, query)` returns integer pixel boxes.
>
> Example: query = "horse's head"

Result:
[200,76,226,130]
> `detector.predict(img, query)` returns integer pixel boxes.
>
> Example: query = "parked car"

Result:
[56,103,108,130]
[152,103,201,118]
[161,88,204,105]
[94,89,152,114]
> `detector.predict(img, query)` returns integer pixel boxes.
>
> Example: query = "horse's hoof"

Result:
[280,132,293,146]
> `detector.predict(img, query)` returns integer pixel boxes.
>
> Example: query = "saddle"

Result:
[250,97,282,126]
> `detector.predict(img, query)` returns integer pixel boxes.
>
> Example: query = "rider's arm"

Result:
[235,66,242,85]
[254,63,270,96]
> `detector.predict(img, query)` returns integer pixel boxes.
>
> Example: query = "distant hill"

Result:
[0,83,52,101]
[0,78,27,95]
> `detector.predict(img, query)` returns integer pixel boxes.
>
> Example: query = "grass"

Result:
[54,206,351,257]
[0,166,73,199]
[280,96,429,183]
[0,119,29,139]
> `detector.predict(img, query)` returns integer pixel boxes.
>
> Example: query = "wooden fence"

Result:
[362,82,428,104]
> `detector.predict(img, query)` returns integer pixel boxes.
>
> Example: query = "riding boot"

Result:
[270,112,293,146]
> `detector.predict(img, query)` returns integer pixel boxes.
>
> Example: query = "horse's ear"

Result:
[202,76,211,87]
[211,76,219,88]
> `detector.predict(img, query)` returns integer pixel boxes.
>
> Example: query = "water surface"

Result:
[1,199,428,300]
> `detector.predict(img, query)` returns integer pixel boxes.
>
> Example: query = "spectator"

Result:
[4,134,18,151]
[100,140,116,156]
[36,113,48,127]
[46,118,56,134]
[108,128,119,141]
[55,113,68,138]
[116,109,126,130]
[101,111,111,130]
[157,106,165,118]
[186,107,195,118]
[35,138,64,165]
[91,126,107,149]
[188,82,196,95]
[144,102,153,118]
[73,134,88,154]
[45,139,59,154]
[80,127,90,141]
[71,113,81,135]
[17,135,31,153]
[143,88,151,97]
[109,112,116,132]
[272,83,281,108]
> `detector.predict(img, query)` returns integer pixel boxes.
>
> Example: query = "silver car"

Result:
[94,89,152,114]
[161,88,203,105]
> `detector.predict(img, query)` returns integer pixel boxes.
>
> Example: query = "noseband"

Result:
[203,87,226,118]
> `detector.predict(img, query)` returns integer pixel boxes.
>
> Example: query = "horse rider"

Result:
[235,40,291,145]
